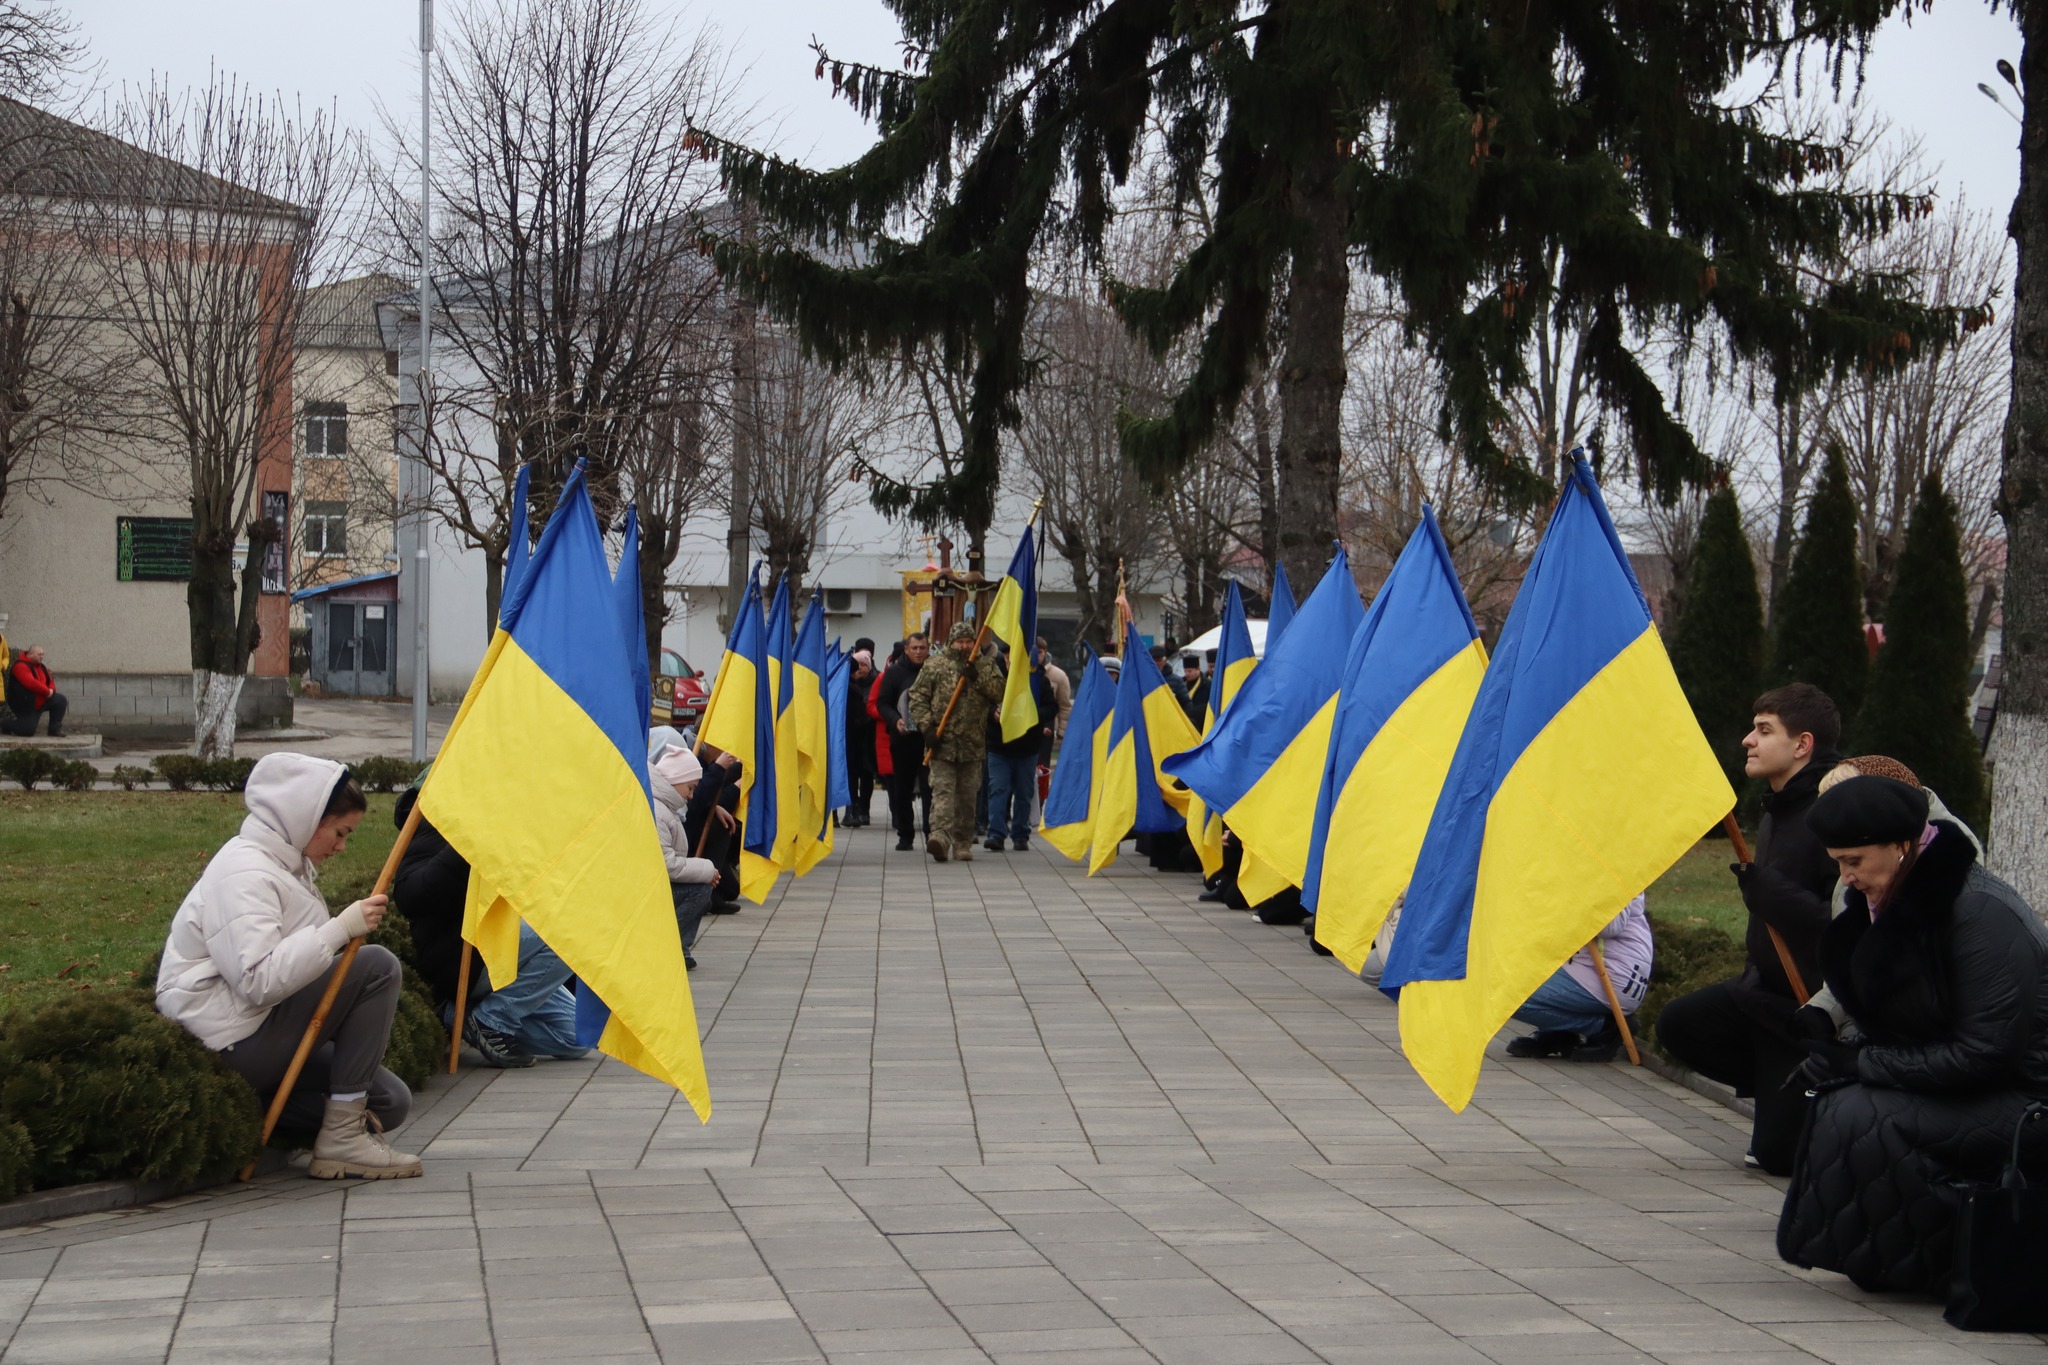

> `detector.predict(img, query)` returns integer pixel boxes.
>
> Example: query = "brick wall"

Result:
[59,675,293,738]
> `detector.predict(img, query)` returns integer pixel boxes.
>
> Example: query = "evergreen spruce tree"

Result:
[1669,486,1765,799]
[1770,448,1867,731]
[696,0,1978,590]
[1855,473,1989,830]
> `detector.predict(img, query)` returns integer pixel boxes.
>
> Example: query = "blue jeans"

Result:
[1512,966,1611,1036]
[471,923,588,1059]
[985,749,1037,845]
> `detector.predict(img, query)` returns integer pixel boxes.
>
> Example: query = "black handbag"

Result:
[1945,1100,2048,1331]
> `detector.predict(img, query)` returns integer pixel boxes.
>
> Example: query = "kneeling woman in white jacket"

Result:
[156,753,422,1180]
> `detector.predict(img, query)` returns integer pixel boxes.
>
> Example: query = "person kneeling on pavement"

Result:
[653,744,721,969]
[1777,775,2048,1296]
[1504,895,1652,1063]
[155,754,422,1180]
[392,784,589,1070]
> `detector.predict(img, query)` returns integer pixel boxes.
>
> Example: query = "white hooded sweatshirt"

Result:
[650,746,718,886]
[156,753,359,1050]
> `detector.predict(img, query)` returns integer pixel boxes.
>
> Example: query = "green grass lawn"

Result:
[0,791,398,1019]
[1646,836,1748,941]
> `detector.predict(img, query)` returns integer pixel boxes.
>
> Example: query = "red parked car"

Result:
[652,649,708,728]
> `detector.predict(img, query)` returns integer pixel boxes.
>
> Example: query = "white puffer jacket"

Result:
[155,753,358,1050]
[651,769,718,885]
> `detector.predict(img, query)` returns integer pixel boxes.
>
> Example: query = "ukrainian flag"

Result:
[790,597,832,875]
[1041,654,1114,863]
[742,577,798,898]
[824,642,852,815]
[986,529,1040,743]
[1089,622,1201,874]
[1186,582,1259,877]
[1266,562,1296,645]
[697,574,765,842]
[419,464,708,1118]
[1382,458,1732,1112]
[1163,551,1364,901]
[1306,509,1486,974]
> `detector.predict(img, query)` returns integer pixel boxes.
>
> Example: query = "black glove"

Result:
[1792,1004,1837,1042]
[1796,1038,1860,1088]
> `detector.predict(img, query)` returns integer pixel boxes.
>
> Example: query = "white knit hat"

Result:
[652,744,703,787]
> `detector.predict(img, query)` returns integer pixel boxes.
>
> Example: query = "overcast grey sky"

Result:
[78,0,2024,226]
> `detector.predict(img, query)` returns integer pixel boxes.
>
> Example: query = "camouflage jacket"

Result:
[906,646,1005,763]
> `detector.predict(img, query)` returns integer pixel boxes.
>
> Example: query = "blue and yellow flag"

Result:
[420,464,708,1118]
[1041,654,1114,863]
[697,577,766,859]
[1382,459,1732,1111]
[742,577,798,897]
[1306,510,1486,974]
[824,642,852,815]
[1164,551,1364,901]
[1186,582,1259,877]
[790,597,832,875]
[1089,622,1201,874]
[986,530,1041,742]
[1266,562,1297,646]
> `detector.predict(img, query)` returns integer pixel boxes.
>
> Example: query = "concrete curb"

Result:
[1640,1051,1756,1120]
[0,1151,291,1230]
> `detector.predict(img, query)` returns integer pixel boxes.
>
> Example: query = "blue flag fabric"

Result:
[1266,563,1297,647]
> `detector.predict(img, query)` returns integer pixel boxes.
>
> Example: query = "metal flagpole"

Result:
[410,0,435,763]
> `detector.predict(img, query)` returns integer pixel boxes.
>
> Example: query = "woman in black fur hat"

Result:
[1777,776,2048,1294]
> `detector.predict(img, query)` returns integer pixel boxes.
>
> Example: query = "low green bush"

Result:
[350,755,420,794]
[199,757,257,792]
[151,754,205,791]
[55,761,96,792]
[1642,913,1748,1061]
[0,991,260,1200]
[110,764,155,790]
[0,748,59,789]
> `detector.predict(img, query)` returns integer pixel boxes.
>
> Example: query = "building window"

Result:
[305,501,349,557]
[306,402,348,458]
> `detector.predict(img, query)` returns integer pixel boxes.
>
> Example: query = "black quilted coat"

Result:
[1778,820,2048,1293]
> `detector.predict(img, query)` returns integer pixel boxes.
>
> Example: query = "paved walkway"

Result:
[4,828,2044,1365]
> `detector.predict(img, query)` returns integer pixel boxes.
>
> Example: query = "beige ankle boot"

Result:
[308,1097,423,1181]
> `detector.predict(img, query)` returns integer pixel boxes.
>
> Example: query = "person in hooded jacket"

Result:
[156,753,422,1180]
[1777,775,2048,1295]
[875,633,932,851]
[653,745,721,968]
[845,647,878,826]
[1656,683,1843,1174]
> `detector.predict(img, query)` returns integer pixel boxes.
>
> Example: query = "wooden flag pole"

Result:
[447,941,473,1075]
[1722,810,1811,1004]
[1586,938,1642,1066]
[242,801,424,1180]
[932,502,1042,744]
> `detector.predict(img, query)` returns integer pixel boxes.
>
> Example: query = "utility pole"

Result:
[409,0,435,762]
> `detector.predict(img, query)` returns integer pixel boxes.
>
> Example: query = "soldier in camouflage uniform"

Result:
[907,620,1005,862]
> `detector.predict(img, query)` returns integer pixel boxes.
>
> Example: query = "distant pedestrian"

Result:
[4,644,67,736]
[907,621,1004,862]
[875,634,932,851]
[845,648,878,826]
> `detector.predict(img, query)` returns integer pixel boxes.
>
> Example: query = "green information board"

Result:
[116,516,194,582]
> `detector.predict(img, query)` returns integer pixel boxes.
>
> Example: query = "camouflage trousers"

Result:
[927,755,983,849]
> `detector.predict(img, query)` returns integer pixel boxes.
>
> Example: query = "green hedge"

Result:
[1641,914,1747,1062]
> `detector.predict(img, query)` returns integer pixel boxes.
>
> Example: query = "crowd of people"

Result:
[144,633,2047,1310]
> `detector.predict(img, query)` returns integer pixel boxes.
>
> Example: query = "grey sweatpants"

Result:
[218,943,412,1136]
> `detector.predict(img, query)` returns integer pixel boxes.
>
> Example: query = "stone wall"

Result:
[58,675,293,739]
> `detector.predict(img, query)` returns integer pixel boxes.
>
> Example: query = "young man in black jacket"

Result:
[1655,683,1843,1174]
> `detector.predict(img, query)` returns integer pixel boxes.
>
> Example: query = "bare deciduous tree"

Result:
[387,0,745,632]
[87,75,347,756]
[746,336,890,603]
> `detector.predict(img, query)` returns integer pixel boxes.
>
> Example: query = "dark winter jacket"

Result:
[1777,819,2048,1292]
[874,655,920,734]
[1184,674,1211,728]
[684,759,740,870]
[1735,752,1841,999]
[989,661,1054,759]
[391,786,482,1009]
[1826,819,2048,1093]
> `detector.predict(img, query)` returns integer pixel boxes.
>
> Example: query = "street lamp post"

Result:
[410,0,435,762]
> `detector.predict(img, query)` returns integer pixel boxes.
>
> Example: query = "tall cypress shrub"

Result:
[1670,487,1766,799]
[1856,473,1990,830]
[1770,448,1867,732]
